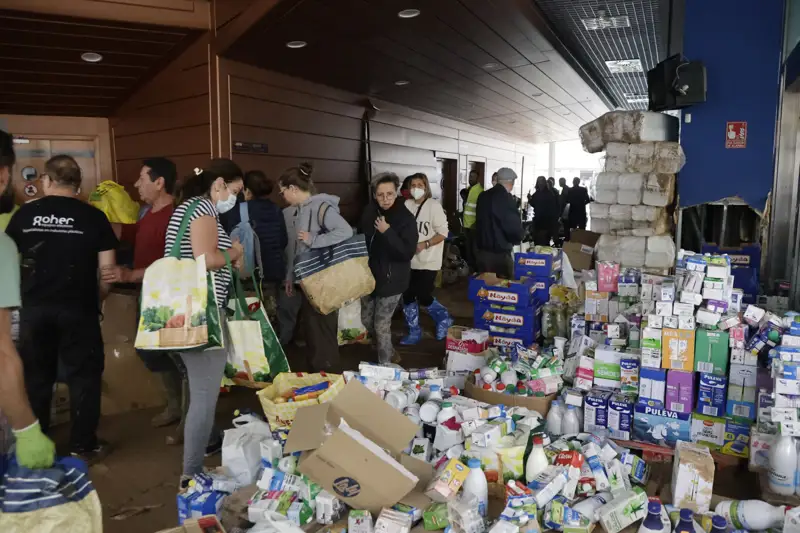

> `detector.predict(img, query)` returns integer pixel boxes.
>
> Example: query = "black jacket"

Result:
[221,198,288,282]
[566,186,591,224]
[531,186,561,226]
[475,184,524,253]
[360,198,418,297]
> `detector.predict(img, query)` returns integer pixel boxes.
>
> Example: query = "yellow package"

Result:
[88,180,139,224]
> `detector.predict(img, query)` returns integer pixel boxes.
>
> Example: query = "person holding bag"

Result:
[279,162,353,372]
[360,173,417,363]
[162,158,244,485]
[401,173,453,344]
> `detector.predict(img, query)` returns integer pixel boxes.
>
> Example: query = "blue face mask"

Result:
[216,192,237,214]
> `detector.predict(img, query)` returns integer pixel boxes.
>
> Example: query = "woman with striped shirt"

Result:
[163,159,244,484]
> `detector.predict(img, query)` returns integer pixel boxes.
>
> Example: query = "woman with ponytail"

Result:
[163,158,244,486]
[278,162,352,372]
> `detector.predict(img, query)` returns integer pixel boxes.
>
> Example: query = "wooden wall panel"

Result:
[111,36,212,197]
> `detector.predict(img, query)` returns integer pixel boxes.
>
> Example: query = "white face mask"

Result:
[216,192,237,214]
[410,187,425,200]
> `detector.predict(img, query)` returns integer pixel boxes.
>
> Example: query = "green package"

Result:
[694,329,729,376]
[423,503,449,530]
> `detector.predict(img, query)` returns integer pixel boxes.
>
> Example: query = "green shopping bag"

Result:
[224,268,289,386]
[135,200,224,351]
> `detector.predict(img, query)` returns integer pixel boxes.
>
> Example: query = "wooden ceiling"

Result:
[0,9,203,117]
[224,0,614,143]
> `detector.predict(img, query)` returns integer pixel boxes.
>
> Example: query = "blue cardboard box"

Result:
[489,331,535,349]
[469,274,538,308]
[527,276,557,305]
[721,418,751,458]
[474,303,541,340]
[632,400,692,448]
[701,243,761,270]
[696,373,727,418]
[177,491,226,525]
[514,249,562,278]
[731,266,759,304]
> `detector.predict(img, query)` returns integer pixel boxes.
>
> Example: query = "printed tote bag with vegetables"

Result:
[293,204,375,315]
[135,200,224,351]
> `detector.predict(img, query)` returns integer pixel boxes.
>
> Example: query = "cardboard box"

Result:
[464,375,555,414]
[284,380,420,513]
[469,274,539,308]
[696,373,727,417]
[638,368,666,404]
[445,327,489,355]
[690,413,726,449]
[514,249,562,278]
[593,347,622,389]
[672,441,714,513]
[607,394,634,440]
[632,400,692,447]
[727,364,757,420]
[661,328,695,371]
[721,418,751,458]
[157,516,227,533]
[584,389,613,432]
[563,230,601,272]
[666,370,693,414]
[474,304,540,339]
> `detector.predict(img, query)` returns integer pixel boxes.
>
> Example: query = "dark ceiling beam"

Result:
[662,0,685,58]
[511,0,618,110]
[0,0,210,29]
[213,0,282,55]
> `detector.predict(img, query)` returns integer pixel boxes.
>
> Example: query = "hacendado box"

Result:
[464,374,555,415]
[513,249,562,278]
[283,380,420,514]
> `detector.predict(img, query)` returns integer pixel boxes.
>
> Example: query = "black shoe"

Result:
[204,438,222,458]
[70,439,112,464]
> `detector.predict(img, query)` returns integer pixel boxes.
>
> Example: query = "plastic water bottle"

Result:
[769,434,797,495]
[673,509,695,533]
[639,502,668,533]
[546,400,563,437]
[525,435,549,483]
[715,500,787,530]
[462,458,488,517]
[562,405,580,435]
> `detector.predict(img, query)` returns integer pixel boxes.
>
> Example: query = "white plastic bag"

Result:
[606,142,629,158]
[645,236,677,268]
[619,236,647,267]
[643,173,676,207]
[627,143,656,172]
[617,173,645,191]
[609,204,633,221]
[596,235,619,262]
[338,299,368,345]
[590,203,610,219]
[595,172,620,191]
[590,218,610,234]
[653,142,686,173]
[579,118,605,153]
[595,189,617,204]
[617,189,643,205]
[222,423,273,485]
[604,155,628,173]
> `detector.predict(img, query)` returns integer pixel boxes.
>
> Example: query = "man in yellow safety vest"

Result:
[462,170,483,271]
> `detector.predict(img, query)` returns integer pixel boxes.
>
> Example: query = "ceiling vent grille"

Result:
[582,15,631,30]
[606,59,644,74]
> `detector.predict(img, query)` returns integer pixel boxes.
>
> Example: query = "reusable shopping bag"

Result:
[338,299,368,345]
[88,180,140,224]
[0,457,102,533]
[257,372,345,430]
[134,200,224,351]
[293,204,375,315]
[223,268,289,386]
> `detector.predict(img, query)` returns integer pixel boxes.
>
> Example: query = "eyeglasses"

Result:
[376,191,396,201]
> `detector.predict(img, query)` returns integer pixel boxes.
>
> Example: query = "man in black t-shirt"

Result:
[6,155,117,462]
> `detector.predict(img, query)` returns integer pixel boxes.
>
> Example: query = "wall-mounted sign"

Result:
[232,141,268,154]
[725,121,747,149]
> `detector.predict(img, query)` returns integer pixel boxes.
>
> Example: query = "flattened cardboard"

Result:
[464,375,555,415]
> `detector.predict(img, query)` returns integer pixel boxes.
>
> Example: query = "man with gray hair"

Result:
[474,167,523,278]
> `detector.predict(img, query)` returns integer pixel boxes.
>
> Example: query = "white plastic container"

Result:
[428,384,444,401]
[562,405,580,435]
[715,500,787,530]
[480,366,497,384]
[525,434,549,483]
[546,400,563,437]
[571,491,613,521]
[769,434,798,495]
[500,370,518,387]
[419,400,441,424]
[437,402,459,425]
[385,390,409,410]
[462,458,488,517]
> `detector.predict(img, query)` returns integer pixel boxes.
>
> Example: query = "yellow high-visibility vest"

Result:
[463,183,483,229]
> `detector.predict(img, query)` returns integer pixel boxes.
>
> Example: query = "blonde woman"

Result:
[401,173,453,344]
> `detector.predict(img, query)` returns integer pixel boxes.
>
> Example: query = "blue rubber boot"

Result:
[427,299,454,341]
[400,302,422,345]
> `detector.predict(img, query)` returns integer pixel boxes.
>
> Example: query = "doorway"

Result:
[11,136,100,204]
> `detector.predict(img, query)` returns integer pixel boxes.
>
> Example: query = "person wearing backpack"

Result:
[223,170,288,321]
[279,163,352,372]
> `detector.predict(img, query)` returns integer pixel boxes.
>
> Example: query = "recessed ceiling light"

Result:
[398,9,420,19]
[286,41,307,49]
[482,62,499,69]
[531,92,543,97]
[394,80,410,86]
[562,111,571,115]
[582,15,631,31]
[605,59,643,73]
[81,52,103,63]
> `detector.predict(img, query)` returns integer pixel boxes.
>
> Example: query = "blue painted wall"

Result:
[679,0,784,210]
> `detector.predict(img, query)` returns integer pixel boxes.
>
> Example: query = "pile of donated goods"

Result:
[579,109,684,269]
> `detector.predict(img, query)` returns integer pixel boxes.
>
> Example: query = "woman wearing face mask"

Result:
[401,173,453,344]
[162,158,244,485]
[360,173,418,363]
[279,162,353,372]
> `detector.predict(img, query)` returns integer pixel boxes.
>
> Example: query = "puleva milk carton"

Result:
[607,393,634,440]
[584,389,614,432]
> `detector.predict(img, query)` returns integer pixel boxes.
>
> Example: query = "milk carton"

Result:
[619,354,640,395]
[607,393,634,440]
[638,368,666,404]
[553,450,584,500]
[581,442,611,491]
[596,487,647,533]
[665,370,694,414]
[641,327,662,368]
[529,465,569,507]
[594,348,622,389]
[727,363,757,420]
[696,373,727,417]
[584,389,614,432]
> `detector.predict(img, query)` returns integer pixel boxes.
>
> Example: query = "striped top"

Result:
[164,197,232,304]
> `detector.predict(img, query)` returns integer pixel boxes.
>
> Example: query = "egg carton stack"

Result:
[579,111,683,269]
